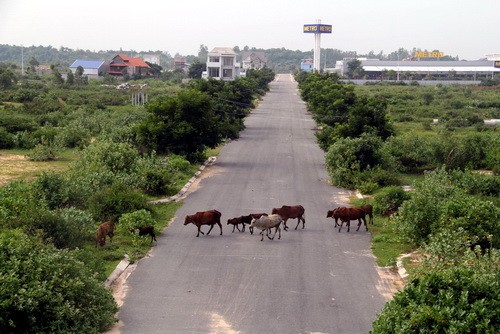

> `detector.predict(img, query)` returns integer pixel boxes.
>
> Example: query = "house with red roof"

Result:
[108,54,151,76]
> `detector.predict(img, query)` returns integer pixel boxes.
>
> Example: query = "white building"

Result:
[69,59,107,78]
[241,51,267,70]
[204,47,238,80]
[334,58,500,80]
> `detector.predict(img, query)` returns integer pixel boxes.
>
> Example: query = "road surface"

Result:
[117,74,391,334]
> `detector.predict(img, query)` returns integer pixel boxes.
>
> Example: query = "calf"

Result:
[96,221,115,247]
[137,226,157,243]
[227,217,244,233]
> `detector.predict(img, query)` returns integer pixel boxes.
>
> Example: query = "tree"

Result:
[137,89,220,161]
[0,65,17,89]
[346,59,364,79]
[188,61,206,79]
[198,44,208,62]
[66,70,75,85]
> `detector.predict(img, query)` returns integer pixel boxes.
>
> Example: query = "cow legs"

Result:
[217,222,223,235]
[206,224,214,235]
[294,216,306,230]
[283,219,289,231]
[197,226,205,237]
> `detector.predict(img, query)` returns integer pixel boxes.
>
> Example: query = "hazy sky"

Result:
[1,0,499,60]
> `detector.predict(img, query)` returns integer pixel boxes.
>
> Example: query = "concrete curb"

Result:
[105,156,217,288]
[105,254,130,288]
[356,189,410,283]
[150,156,217,204]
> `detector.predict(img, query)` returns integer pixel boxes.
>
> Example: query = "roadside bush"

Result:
[325,133,385,189]
[371,259,500,334]
[0,229,118,333]
[374,186,411,214]
[118,209,157,246]
[87,182,151,222]
[395,168,500,248]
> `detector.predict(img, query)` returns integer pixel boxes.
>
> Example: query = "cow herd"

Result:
[95,204,374,245]
[183,204,373,241]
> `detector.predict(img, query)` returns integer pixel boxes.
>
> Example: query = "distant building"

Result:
[108,54,151,76]
[241,51,267,70]
[34,65,52,75]
[69,60,107,78]
[174,57,188,70]
[300,58,314,72]
[335,58,500,80]
[204,47,238,80]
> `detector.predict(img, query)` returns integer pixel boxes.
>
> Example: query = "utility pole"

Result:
[21,45,24,75]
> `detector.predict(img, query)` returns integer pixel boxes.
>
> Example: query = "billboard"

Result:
[303,24,332,33]
[415,51,445,58]
[495,61,500,68]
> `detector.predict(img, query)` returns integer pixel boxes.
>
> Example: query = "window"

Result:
[208,67,220,78]
[222,69,233,78]
[209,57,220,63]
[222,57,234,66]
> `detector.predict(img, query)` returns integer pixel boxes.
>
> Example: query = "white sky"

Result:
[1,0,499,60]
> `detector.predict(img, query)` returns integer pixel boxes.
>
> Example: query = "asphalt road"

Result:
[117,74,389,334]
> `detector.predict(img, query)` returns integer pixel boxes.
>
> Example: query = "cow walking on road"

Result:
[271,205,305,231]
[184,210,223,237]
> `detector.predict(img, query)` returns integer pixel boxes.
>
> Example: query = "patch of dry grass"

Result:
[0,150,78,186]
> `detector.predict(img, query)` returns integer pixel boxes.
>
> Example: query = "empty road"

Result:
[117,74,390,334]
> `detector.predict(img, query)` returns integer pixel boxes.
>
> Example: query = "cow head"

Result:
[271,208,278,214]
[184,215,193,225]
[326,210,334,218]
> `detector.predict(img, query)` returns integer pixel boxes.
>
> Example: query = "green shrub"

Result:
[88,182,151,222]
[31,172,69,209]
[358,181,378,194]
[0,127,15,149]
[374,186,411,214]
[0,229,118,333]
[395,168,500,248]
[371,261,500,334]
[118,209,157,246]
[26,143,57,161]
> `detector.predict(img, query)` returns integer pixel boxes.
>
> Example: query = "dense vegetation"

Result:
[0,67,275,332]
[296,72,500,333]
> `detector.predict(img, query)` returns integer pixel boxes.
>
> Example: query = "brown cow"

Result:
[184,210,222,237]
[328,207,367,232]
[358,204,373,224]
[271,205,305,231]
[96,221,115,247]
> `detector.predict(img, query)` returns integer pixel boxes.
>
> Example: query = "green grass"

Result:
[94,201,183,277]
[369,217,414,267]
[352,197,415,267]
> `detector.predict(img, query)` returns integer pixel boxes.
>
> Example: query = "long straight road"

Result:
[117,74,390,334]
